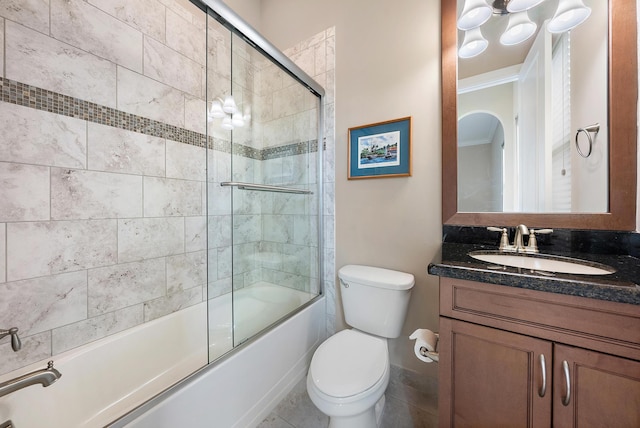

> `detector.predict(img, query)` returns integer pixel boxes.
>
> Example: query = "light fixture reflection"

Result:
[222,95,238,114]
[208,99,225,119]
[547,0,591,33]
[500,11,537,46]
[221,116,233,130]
[506,0,546,13]
[231,112,245,127]
[208,95,248,130]
[458,0,492,30]
[459,27,489,58]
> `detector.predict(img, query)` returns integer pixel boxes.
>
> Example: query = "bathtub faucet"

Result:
[0,361,62,399]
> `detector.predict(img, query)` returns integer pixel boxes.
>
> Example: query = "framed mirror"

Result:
[442,0,637,230]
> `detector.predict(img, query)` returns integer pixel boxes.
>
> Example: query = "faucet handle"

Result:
[0,327,21,352]
[532,228,553,235]
[487,227,511,251]
[526,229,553,253]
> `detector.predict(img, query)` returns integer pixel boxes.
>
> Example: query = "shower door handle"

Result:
[221,182,312,194]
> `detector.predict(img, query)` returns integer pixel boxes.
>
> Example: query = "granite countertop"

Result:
[428,242,640,305]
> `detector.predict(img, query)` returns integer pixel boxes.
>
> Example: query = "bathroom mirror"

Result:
[442,0,637,229]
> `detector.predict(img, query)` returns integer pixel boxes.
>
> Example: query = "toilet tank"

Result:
[338,265,415,338]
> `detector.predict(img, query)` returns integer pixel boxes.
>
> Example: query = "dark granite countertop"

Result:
[428,242,640,305]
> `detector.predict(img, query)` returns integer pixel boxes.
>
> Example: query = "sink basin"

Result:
[468,251,616,275]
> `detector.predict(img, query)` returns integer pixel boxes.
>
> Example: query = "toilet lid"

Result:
[310,330,387,398]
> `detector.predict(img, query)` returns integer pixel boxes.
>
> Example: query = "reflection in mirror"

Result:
[441,0,637,230]
[457,0,608,213]
[458,113,504,212]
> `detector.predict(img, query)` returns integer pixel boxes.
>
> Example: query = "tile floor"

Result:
[258,365,438,428]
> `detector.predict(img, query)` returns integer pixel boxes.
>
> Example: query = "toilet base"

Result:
[327,394,386,428]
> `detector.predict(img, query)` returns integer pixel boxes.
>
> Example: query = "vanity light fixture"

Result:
[458,0,493,30]
[458,0,592,58]
[499,11,537,45]
[459,27,489,58]
[547,0,591,33]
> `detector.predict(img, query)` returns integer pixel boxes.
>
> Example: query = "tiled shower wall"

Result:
[0,0,336,376]
[222,31,323,294]
[0,0,210,376]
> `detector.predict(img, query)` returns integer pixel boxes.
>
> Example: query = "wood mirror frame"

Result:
[442,0,638,230]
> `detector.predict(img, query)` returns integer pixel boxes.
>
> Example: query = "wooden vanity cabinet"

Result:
[438,277,640,428]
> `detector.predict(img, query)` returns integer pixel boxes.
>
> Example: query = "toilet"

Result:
[307,265,415,428]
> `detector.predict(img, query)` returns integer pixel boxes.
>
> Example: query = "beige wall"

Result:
[229,0,443,375]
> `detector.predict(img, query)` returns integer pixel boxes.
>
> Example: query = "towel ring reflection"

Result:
[575,123,600,158]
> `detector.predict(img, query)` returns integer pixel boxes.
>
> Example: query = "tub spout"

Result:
[0,361,62,398]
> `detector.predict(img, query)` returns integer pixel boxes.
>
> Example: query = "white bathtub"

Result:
[208,282,316,360]
[0,284,322,427]
[120,296,326,428]
[0,303,208,428]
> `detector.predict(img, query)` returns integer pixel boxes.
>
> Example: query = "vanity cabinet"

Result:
[438,277,640,428]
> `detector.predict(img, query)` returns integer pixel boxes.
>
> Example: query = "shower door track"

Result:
[220,181,313,195]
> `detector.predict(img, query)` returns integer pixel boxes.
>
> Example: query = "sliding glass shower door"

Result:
[206,14,322,360]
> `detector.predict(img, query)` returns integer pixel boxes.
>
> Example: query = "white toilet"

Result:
[307,265,415,428]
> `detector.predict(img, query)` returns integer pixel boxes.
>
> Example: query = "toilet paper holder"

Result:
[409,329,439,363]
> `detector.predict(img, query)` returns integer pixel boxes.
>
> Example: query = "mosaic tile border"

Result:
[0,77,317,160]
[263,140,319,160]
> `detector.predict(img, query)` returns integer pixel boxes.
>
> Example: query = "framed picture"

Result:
[348,117,412,179]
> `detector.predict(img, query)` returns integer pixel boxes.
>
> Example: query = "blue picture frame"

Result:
[348,117,412,179]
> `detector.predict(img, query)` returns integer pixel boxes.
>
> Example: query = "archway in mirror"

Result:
[458,112,504,212]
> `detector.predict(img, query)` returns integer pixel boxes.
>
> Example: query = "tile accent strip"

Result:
[0,76,317,160]
[263,140,319,160]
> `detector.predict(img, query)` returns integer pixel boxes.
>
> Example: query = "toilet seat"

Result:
[309,329,388,398]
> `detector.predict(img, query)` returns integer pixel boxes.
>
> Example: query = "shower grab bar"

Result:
[220,182,312,195]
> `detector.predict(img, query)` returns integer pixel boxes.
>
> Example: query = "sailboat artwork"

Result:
[358,130,401,169]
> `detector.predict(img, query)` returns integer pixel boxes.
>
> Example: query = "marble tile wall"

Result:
[0,0,335,377]
[266,29,335,326]
[220,28,335,333]
[209,27,332,302]
[0,0,210,375]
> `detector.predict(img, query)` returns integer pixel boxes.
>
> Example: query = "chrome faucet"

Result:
[513,224,530,252]
[488,225,554,253]
[0,327,21,352]
[0,361,62,399]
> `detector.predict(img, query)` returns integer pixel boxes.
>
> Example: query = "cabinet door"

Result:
[553,344,640,428]
[439,317,552,428]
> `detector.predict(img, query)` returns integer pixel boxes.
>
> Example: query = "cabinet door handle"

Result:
[538,354,547,397]
[562,360,571,406]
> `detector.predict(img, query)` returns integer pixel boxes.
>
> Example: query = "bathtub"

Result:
[0,284,322,427]
[208,281,316,360]
[119,295,326,428]
[0,303,208,428]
